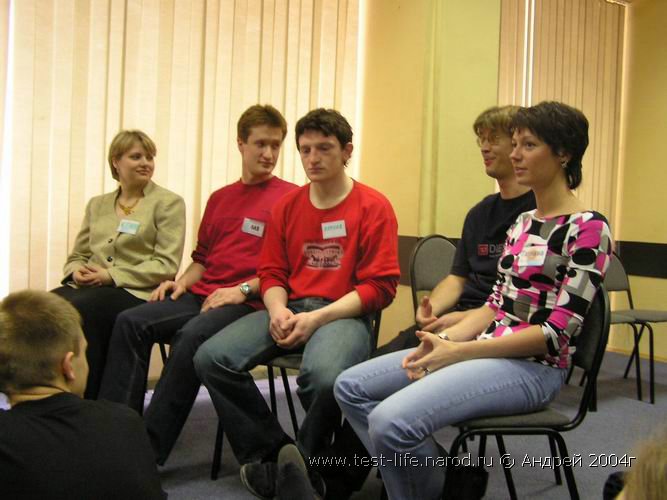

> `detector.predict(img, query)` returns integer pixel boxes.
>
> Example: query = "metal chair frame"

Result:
[604,252,665,403]
[448,287,611,500]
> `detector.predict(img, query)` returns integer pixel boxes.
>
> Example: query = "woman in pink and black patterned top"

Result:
[334,101,612,500]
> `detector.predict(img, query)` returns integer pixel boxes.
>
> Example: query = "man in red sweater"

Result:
[98,105,297,465]
[194,108,400,498]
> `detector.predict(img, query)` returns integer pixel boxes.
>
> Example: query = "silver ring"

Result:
[423,367,430,375]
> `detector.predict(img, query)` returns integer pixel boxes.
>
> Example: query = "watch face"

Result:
[240,283,251,296]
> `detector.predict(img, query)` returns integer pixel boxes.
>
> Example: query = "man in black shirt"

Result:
[0,290,165,500]
[316,105,536,498]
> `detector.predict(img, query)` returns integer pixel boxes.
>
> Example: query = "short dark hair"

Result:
[0,290,82,394]
[294,108,353,150]
[511,101,589,189]
[237,104,288,143]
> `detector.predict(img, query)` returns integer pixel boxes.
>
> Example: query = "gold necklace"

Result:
[118,198,140,215]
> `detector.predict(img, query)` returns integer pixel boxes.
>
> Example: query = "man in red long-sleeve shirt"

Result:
[98,105,297,466]
[194,108,400,499]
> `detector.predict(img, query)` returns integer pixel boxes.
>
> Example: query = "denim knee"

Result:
[368,403,418,452]
[193,344,217,382]
[333,370,359,408]
[299,363,343,396]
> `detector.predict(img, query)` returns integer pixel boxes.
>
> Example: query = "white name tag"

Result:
[518,245,547,267]
[322,220,346,239]
[117,219,140,235]
[242,218,265,237]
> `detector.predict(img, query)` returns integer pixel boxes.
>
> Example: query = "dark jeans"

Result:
[52,285,144,399]
[194,298,373,464]
[97,292,253,464]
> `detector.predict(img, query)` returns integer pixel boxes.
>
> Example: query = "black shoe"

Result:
[307,470,326,499]
[275,444,326,500]
[240,461,278,500]
[276,444,315,500]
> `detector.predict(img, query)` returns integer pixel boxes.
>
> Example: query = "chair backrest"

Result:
[603,252,634,309]
[409,234,457,313]
[567,285,611,428]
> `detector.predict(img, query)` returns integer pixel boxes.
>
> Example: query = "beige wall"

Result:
[610,0,667,361]
[358,0,502,344]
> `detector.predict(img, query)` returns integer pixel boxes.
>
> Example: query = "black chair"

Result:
[409,234,458,313]
[603,252,667,404]
[448,286,611,500]
[210,311,383,480]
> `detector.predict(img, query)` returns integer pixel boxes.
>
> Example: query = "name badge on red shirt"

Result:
[242,218,265,238]
[322,220,346,239]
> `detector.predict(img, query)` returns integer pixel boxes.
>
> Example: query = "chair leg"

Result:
[648,324,655,404]
[548,435,562,485]
[280,368,299,437]
[565,364,575,384]
[457,426,469,453]
[551,433,579,500]
[211,420,224,480]
[633,325,644,401]
[267,366,277,415]
[589,381,598,412]
[495,435,518,500]
[578,372,587,387]
[622,324,644,378]
[159,343,169,364]
[477,434,487,458]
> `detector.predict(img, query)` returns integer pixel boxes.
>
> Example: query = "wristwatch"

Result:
[239,282,252,297]
[437,332,450,341]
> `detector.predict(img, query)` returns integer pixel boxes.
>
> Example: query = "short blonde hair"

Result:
[473,105,521,138]
[107,130,157,181]
[623,426,667,500]
[0,290,82,394]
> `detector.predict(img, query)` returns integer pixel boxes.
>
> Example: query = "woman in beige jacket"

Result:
[53,130,185,399]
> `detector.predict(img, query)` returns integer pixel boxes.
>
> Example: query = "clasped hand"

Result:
[401,331,463,381]
[73,264,112,287]
[269,307,321,349]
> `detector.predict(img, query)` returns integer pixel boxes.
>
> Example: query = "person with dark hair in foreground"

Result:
[335,101,613,499]
[312,105,537,498]
[0,290,165,500]
[194,108,400,499]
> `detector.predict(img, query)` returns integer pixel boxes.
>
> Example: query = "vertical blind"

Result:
[1,0,359,294]
[499,0,625,224]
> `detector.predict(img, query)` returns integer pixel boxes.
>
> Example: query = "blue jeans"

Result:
[97,292,253,463]
[194,298,373,463]
[334,349,567,500]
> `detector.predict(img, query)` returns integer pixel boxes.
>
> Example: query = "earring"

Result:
[561,160,568,169]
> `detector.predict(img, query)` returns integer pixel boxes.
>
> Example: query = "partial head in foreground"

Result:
[0,290,88,400]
